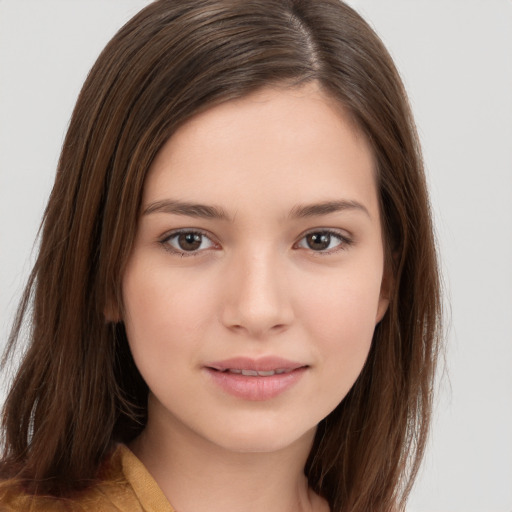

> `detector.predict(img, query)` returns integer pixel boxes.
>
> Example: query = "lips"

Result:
[204,356,308,401]
[220,368,292,376]
[206,356,306,373]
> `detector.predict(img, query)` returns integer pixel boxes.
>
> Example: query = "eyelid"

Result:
[159,228,220,256]
[294,228,354,254]
[158,227,353,256]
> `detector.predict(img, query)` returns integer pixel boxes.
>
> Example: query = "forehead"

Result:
[143,83,378,218]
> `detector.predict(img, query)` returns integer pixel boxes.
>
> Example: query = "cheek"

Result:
[124,260,205,326]
[301,265,382,333]
[297,267,382,382]
[121,260,221,370]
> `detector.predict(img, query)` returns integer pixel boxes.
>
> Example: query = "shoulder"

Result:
[0,479,86,511]
[0,445,147,512]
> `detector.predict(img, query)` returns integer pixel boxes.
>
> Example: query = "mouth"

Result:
[205,356,308,375]
[204,357,309,400]
[208,367,300,376]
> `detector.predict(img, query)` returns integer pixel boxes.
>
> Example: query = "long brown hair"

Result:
[1,1,442,510]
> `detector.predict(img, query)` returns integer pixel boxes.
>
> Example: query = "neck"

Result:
[130,397,327,512]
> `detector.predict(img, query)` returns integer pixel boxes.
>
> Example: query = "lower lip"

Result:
[205,367,307,401]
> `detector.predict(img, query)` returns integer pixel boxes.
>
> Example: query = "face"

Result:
[121,83,389,454]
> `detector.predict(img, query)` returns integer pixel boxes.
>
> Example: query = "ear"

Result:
[375,265,393,324]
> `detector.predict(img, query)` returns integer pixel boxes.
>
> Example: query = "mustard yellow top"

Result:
[0,444,175,512]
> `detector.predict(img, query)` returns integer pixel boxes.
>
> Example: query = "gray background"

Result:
[1,1,511,510]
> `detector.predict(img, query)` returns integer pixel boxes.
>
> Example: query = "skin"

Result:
[122,82,389,512]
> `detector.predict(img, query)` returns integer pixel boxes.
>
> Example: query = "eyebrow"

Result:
[143,199,231,220]
[289,199,371,219]
[143,198,370,221]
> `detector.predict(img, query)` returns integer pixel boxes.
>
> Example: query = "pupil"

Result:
[307,232,330,250]
[178,232,202,251]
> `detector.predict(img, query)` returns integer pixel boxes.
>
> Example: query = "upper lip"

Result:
[205,356,307,372]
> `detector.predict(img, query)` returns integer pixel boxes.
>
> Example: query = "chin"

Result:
[203,421,317,455]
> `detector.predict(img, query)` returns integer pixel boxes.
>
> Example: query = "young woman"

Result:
[0,1,442,511]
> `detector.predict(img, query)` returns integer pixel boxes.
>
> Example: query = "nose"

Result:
[220,249,294,338]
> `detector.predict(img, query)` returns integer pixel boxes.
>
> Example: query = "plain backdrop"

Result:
[1,1,511,511]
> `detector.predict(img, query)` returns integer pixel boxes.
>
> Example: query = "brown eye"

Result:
[305,232,331,250]
[178,232,202,251]
[296,230,349,252]
[163,231,215,254]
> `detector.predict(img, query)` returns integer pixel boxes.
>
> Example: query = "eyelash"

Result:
[294,229,353,255]
[159,228,353,257]
[160,229,218,257]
